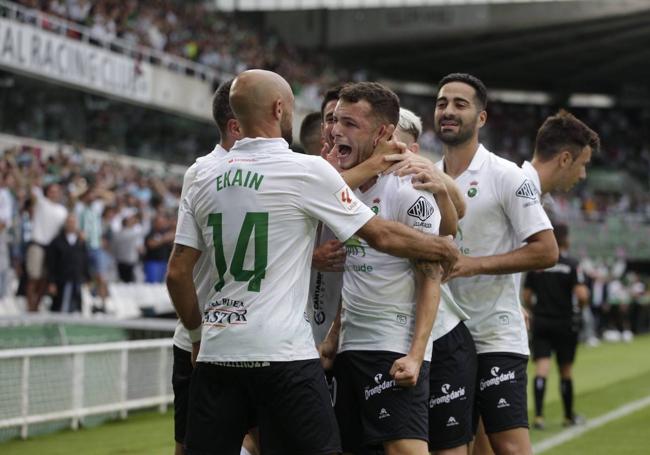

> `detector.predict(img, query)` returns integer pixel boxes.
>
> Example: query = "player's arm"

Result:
[318,301,342,371]
[356,217,458,278]
[391,263,441,387]
[450,229,557,278]
[338,125,407,190]
[386,153,466,219]
[166,244,203,337]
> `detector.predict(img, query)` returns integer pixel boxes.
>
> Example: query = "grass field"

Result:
[2,334,650,454]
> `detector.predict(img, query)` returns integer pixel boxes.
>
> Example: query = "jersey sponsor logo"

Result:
[515,180,537,200]
[396,313,408,325]
[429,384,467,408]
[446,416,459,427]
[480,366,516,391]
[407,196,435,221]
[344,236,366,257]
[203,298,248,327]
[497,398,510,408]
[334,186,360,212]
[378,408,391,419]
[365,373,396,400]
[211,361,270,368]
[311,272,326,325]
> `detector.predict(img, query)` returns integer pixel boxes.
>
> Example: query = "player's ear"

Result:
[372,124,387,147]
[558,150,573,168]
[410,143,420,154]
[273,99,283,121]
[478,110,487,128]
[228,119,242,140]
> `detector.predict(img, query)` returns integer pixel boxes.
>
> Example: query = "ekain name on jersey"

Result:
[203,297,248,327]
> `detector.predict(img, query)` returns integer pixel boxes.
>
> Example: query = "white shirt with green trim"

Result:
[175,137,375,362]
[437,145,552,356]
[339,174,468,359]
[173,144,228,352]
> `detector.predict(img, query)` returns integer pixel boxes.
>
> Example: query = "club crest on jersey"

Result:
[334,186,360,212]
[467,181,479,198]
[515,180,537,200]
[407,196,434,221]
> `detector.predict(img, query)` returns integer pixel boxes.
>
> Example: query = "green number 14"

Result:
[207,212,268,293]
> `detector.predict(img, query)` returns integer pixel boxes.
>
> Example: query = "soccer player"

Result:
[300,111,324,155]
[430,73,557,455]
[170,79,259,455]
[317,81,466,455]
[358,105,476,455]
[395,107,423,153]
[166,69,459,455]
[523,224,589,430]
[520,109,600,217]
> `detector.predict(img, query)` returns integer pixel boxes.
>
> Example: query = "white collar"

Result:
[231,137,289,153]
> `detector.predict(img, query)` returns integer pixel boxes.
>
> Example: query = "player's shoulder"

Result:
[484,149,524,177]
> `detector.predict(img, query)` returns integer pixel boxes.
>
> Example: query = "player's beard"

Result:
[435,116,477,146]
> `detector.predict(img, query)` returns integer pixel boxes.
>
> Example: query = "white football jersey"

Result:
[175,137,374,362]
[173,145,228,352]
[437,145,552,356]
[339,174,467,359]
[308,224,344,345]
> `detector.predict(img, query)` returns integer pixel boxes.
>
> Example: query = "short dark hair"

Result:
[299,112,323,155]
[212,79,235,136]
[534,110,600,162]
[320,85,342,119]
[437,73,488,110]
[553,223,569,248]
[338,82,400,126]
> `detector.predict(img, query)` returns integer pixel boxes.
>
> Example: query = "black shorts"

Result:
[531,316,579,365]
[333,350,430,451]
[476,353,529,434]
[185,359,340,455]
[172,345,193,444]
[428,322,477,450]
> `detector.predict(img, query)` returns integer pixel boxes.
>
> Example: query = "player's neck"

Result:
[530,157,553,195]
[359,175,378,193]
[240,121,282,141]
[442,138,480,179]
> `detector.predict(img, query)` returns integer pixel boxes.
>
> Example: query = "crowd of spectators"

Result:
[0,143,182,312]
[14,0,346,99]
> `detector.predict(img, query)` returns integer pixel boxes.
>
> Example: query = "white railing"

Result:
[0,338,174,439]
[0,0,223,83]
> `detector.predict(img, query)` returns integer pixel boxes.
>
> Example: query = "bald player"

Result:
[167,69,460,455]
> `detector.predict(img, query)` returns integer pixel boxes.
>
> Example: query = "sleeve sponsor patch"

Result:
[407,196,435,221]
[515,180,537,200]
[334,186,361,212]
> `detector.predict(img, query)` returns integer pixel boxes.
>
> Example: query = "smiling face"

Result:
[332,99,382,170]
[434,81,485,146]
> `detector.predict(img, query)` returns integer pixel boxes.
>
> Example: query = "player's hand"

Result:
[368,125,407,174]
[384,150,433,175]
[318,337,338,371]
[191,341,200,367]
[312,240,346,272]
[439,236,460,281]
[447,255,481,280]
[389,354,422,388]
[399,162,448,196]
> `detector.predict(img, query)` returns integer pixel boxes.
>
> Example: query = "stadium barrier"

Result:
[0,338,173,440]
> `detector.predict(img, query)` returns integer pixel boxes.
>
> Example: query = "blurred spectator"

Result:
[143,213,173,283]
[0,174,13,298]
[26,182,68,311]
[112,213,143,283]
[46,214,88,312]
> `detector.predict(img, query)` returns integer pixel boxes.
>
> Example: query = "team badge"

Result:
[467,181,479,198]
